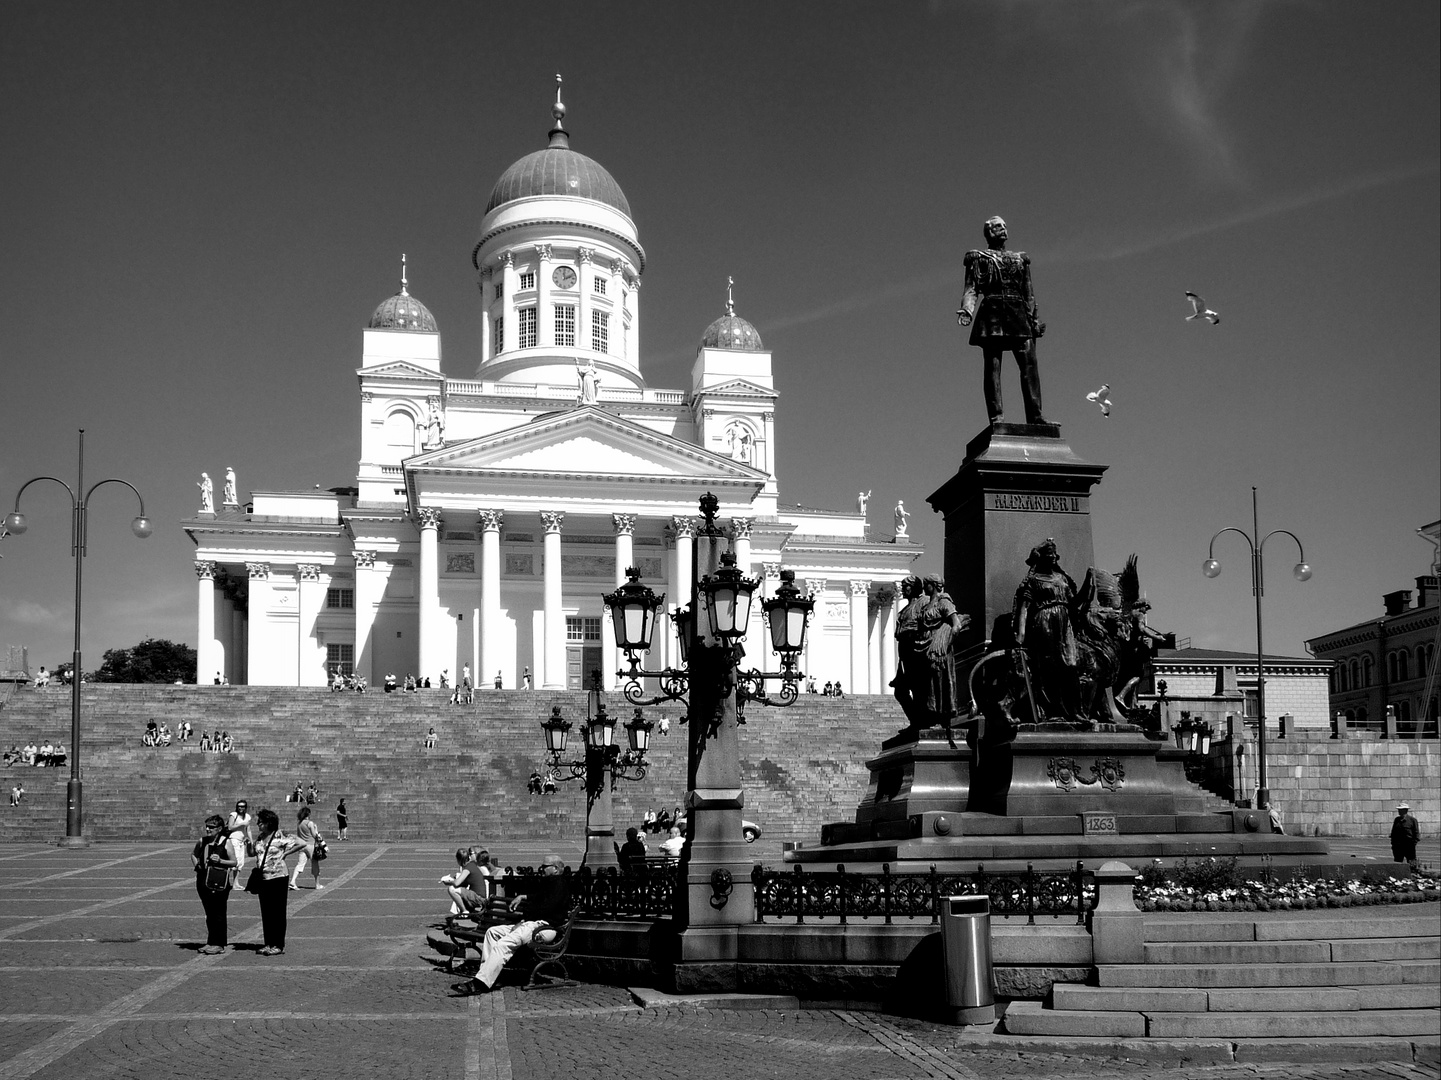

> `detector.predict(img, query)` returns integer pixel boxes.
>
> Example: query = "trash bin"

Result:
[940,894,995,1025]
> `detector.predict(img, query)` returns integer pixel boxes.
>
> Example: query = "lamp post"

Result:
[538,673,653,867]
[5,430,151,845]
[601,493,812,988]
[1202,486,1310,811]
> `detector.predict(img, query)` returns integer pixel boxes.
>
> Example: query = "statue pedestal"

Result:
[926,424,1106,665]
[801,728,1329,865]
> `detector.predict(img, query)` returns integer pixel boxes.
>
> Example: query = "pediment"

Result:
[698,378,776,398]
[358,361,443,381]
[408,407,766,481]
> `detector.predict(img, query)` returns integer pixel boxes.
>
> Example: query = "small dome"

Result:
[700,313,763,351]
[368,256,438,332]
[369,291,437,333]
[486,147,631,218]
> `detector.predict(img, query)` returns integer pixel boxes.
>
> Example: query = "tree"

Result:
[91,639,197,684]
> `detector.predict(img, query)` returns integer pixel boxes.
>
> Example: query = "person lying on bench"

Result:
[460,854,569,994]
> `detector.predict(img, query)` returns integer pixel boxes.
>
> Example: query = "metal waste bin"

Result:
[940,894,995,1025]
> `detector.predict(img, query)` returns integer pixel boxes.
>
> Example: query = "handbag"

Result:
[203,863,232,892]
[244,836,274,894]
[313,838,328,862]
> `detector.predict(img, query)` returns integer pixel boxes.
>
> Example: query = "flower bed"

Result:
[1134,856,1441,913]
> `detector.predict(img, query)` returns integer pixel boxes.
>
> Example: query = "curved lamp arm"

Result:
[10,475,78,511]
[1206,526,1255,560]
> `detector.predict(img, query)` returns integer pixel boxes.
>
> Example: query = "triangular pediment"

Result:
[358,361,443,381]
[697,378,776,398]
[408,407,767,482]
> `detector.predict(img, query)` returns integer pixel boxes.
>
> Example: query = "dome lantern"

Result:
[700,276,763,351]
[368,254,438,333]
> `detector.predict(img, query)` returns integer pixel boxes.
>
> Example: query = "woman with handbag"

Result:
[290,806,324,890]
[192,814,237,954]
[246,808,307,955]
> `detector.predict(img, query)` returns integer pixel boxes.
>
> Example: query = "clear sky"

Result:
[1,1,1437,671]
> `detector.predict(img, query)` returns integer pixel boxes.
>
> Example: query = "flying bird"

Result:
[1185,292,1220,324]
[1086,383,1112,417]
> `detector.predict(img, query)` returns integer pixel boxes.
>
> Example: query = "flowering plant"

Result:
[1133,857,1439,913]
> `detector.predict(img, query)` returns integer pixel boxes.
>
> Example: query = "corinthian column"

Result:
[196,561,218,685]
[849,580,870,694]
[417,507,442,682]
[246,562,271,685]
[478,510,504,688]
[353,551,379,685]
[670,516,696,669]
[541,511,566,688]
[608,513,636,690]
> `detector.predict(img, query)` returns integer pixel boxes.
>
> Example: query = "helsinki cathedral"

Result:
[185,89,920,692]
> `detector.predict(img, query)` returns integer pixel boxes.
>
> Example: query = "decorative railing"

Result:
[752,862,1092,926]
[500,863,678,921]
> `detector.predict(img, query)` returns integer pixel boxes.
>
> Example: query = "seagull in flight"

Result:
[1086,383,1112,417]
[1185,292,1220,324]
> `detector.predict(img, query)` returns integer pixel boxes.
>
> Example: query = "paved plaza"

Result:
[0,841,1436,1080]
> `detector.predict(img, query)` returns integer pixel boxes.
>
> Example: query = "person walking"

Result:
[335,798,349,840]
[225,800,254,879]
[249,808,307,955]
[290,806,323,890]
[192,814,237,953]
[1391,802,1421,869]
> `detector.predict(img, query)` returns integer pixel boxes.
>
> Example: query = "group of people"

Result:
[29,666,73,689]
[192,797,343,956]
[619,823,685,869]
[450,853,570,996]
[806,679,845,697]
[440,846,500,918]
[380,666,535,696]
[4,741,66,767]
[287,779,321,805]
[329,671,367,692]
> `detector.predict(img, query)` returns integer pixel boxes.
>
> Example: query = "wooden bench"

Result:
[444,903,581,990]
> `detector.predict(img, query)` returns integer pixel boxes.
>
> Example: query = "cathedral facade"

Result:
[184,97,919,692]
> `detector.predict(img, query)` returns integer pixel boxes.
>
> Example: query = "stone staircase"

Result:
[1006,909,1441,1041]
[0,685,902,843]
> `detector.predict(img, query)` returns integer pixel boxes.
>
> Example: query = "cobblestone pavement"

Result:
[0,842,1436,1080]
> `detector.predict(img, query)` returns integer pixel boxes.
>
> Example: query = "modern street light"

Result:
[5,430,151,845]
[537,674,653,866]
[1202,486,1311,811]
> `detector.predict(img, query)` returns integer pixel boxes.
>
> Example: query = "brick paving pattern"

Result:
[0,842,1435,1080]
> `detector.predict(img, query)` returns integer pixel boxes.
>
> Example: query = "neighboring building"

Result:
[184,95,919,691]
[1305,520,1441,737]
[1145,648,1334,732]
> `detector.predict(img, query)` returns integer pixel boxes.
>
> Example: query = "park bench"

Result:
[444,903,581,990]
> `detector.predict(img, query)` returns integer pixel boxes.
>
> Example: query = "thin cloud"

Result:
[4,600,60,627]
[1045,162,1441,264]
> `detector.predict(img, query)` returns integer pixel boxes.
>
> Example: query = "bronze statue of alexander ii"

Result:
[957,216,1047,426]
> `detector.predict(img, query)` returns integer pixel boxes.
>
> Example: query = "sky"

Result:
[1,1,1437,672]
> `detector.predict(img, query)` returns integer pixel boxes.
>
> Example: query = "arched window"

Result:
[1329,668,1337,694]
[1398,701,1412,727]
[1397,651,1408,681]
[1355,706,1368,727]
[1350,659,1360,689]
[385,410,419,455]
[1345,709,1356,726]
[1339,664,1349,692]
[1416,644,1428,677]
[1362,655,1373,687]
[1388,652,1398,683]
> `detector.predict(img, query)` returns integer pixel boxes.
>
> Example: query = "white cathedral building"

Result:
[184,94,920,693]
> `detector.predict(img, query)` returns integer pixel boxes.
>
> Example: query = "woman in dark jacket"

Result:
[249,808,307,955]
[192,814,237,954]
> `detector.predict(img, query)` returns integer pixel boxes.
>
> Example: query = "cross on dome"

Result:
[549,73,568,149]
[726,275,735,316]
[400,253,409,296]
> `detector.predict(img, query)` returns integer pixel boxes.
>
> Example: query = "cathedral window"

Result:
[593,277,607,295]
[326,643,354,677]
[592,310,609,353]
[326,588,354,609]
[566,616,602,642]
[555,305,576,347]
[494,283,503,301]
[518,271,535,291]
[518,307,537,349]
[1362,654,1373,686]
[493,316,504,355]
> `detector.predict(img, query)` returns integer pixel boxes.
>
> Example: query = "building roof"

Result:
[484,92,630,218]
[700,313,763,351]
[368,256,437,333]
[1156,647,1327,666]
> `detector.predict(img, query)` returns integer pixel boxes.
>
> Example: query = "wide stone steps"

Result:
[1004,910,1441,1042]
[0,685,905,841]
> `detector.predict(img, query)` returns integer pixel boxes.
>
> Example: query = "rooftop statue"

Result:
[197,472,214,515]
[893,500,910,538]
[577,358,601,405]
[223,467,237,507]
[957,216,1047,426]
[857,489,870,515]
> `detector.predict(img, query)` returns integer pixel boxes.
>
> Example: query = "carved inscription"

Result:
[988,493,1084,513]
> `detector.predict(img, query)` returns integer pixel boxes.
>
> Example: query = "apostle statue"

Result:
[197,473,214,514]
[223,467,238,507]
[577,358,601,405]
[856,490,871,515]
[893,500,910,539]
[424,402,444,448]
[890,574,968,745]
[957,216,1047,426]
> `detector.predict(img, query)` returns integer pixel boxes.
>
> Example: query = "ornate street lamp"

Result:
[536,674,650,867]
[1202,486,1311,811]
[5,430,150,845]
[604,567,663,653]
[761,569,814,658]
[698,551,758,640]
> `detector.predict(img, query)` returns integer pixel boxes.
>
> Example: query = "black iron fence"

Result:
[751,862,1092,925]
[501,864,679,921]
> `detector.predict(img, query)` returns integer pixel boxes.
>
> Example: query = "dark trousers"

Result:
[196,882,230,946]
[257,876,289,949]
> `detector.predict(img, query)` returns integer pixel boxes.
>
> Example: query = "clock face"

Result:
[552,265,577,289]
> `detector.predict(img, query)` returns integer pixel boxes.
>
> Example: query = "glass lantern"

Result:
[699,551,758,640]
[542,706,572,755]
[603,568,664,653]
[761,569,813,656]
[624,708,653,754]
[586,703,616,751]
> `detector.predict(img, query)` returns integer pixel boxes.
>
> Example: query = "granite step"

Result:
[1145,913,1441,943]
[1098,958,1440,988]
[1007,1001,1441,1039]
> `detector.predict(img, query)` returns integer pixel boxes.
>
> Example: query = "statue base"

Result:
[796,729,1329,866]
[926,423,1107,665]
